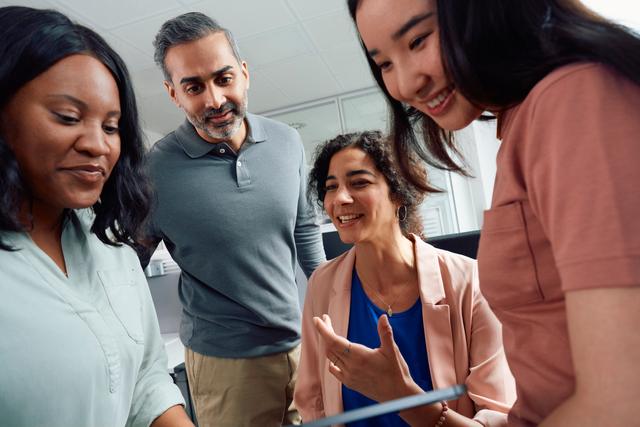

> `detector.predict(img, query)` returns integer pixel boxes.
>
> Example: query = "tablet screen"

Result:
[287,384,466,427]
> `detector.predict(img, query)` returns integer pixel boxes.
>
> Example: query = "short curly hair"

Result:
[308,131,426,238]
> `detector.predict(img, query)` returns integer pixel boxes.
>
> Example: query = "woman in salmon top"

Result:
[347,0,640,425]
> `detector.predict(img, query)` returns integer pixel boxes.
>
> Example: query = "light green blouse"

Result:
[0,210,184,427]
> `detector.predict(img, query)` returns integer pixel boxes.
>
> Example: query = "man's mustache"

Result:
[203,102,237,119]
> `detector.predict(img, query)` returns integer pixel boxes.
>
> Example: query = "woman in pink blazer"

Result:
[294,131,514,426]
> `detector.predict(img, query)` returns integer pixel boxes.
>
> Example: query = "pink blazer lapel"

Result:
[414,237,458,390]
[324,248,356,417]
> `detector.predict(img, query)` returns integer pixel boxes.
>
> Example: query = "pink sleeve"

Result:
[465,264,516,426]
[293,273,326,421]
[522,65,640,292]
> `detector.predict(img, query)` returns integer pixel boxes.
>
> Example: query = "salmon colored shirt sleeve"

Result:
[502,63,640,293]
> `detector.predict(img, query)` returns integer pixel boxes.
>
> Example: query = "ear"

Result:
[241,60,250,90]
[163,80,180,108]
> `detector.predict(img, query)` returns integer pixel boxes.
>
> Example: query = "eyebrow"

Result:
[368,11,434,57]
[326,169,376,181]
[47,94,120,118]
[179,65,234,85]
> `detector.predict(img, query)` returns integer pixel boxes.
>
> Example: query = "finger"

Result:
[313,316,337,342]
[322,313,333,330]
[377,314,396,356]
[328,360,345,382]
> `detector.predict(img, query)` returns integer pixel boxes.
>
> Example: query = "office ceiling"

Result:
[3,0,638,138]
[2,0,375,136]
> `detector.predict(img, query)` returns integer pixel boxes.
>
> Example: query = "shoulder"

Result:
[415,238,479,298]
[418,238,477,277]
[308,251,349,283]
[149,131,180,156]
[307,250,352,297]
[249,113,303,149]
[526,62,636,109]
[500,62,640,144]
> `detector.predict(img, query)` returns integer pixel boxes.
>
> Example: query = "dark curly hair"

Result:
[308,131,426,238]
[0,6,152,251]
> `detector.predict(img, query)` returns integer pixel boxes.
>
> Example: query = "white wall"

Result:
[449,119,501,230]
[143,128,165,148]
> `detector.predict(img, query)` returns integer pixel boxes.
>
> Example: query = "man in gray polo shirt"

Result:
[143,12,326,427]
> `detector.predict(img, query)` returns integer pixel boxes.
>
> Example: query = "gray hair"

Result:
[153,11,242,82]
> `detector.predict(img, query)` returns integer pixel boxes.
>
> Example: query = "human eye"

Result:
[324,182,338,192]
[53,111,80,125]
[185,84,203,95]
[376,60,392,72]
[217,75,233,85]
[352,180,370,188]
[409,32,431,50]
[102,122,120,135]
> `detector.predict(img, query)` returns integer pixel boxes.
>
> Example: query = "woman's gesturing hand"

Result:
[313,314,423,402]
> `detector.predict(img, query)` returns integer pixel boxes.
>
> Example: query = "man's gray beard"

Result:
[188,97,249,141]
[195,114,243,140]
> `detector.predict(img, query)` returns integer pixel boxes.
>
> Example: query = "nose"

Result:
[204,81,226,109]
[74,123,112,157]
[395,58,429,102]
[333,185,353,205]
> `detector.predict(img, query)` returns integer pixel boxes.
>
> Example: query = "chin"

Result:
[334,229,357,245]
[64,193,102,210]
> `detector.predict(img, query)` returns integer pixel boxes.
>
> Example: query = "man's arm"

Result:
[293,146,326,277]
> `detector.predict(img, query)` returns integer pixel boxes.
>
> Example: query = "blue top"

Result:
[145,114,326,358]
[342,269,432,426]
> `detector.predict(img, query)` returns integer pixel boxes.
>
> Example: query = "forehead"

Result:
[356,0,435,44]
[164,32,238,81]
[328,147,376,174]
[17,54,120,109]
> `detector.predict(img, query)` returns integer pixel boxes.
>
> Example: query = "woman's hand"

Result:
[313,313,423,402]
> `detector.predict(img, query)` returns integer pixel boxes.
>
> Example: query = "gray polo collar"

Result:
[175,112,266,159]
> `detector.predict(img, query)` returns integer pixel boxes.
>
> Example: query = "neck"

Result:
[354,231,416,292]
[19,200,64,235]
[227,118,247,152]
[19,199,68,275]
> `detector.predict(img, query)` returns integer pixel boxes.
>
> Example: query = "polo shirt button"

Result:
[237,161,242,167]
[219,148,225,154]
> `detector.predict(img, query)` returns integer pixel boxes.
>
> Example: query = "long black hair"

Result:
[308,131,426,238]
[0,6,152,250]
[348,0,640,190]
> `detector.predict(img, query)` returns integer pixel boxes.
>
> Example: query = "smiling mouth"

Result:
[338,214,363,224]
[62,167,106,183]
[206,110,234,122]
[425,85,455,112]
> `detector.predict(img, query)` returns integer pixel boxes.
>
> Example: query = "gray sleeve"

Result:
[294,140,326,278]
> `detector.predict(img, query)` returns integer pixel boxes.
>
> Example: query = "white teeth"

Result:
[427,87,452,109]
[338,214,361,223]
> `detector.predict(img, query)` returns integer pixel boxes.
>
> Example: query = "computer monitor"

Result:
[322,230,481,260]
[286,385,465,427]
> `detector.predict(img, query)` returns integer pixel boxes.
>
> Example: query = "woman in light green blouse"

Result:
[0,7,193,427]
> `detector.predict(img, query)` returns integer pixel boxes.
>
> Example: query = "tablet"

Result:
[286,384,466,427]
